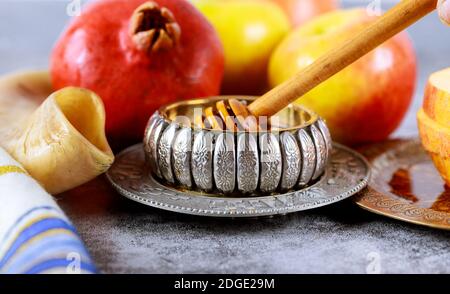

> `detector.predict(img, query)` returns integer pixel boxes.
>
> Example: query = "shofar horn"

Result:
[0,71,114,194]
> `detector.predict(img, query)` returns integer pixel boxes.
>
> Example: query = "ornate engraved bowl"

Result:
[143,97,333,195]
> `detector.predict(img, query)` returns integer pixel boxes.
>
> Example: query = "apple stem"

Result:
[129,1,181,53]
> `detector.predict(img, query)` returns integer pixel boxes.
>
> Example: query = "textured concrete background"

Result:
[1,0,450,273]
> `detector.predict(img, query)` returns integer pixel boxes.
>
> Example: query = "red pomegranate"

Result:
[51,0,224,142]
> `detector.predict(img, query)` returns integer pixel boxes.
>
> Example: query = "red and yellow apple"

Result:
[271,0,339,27]
[418,68,450,186]
[269,8,417,145]
[191,0,290,95]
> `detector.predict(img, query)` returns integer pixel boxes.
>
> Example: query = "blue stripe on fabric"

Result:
[4,237,92,274]
[0,218,78,269]
[24,258,97,274]
[0,206,62,246]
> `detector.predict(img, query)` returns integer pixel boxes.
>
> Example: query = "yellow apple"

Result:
[191,0,290,95]
[268,8,417,145]
[271,0,339,27]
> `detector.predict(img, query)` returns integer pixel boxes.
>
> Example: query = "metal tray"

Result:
[107,143,370,217]
[355,139,450,230]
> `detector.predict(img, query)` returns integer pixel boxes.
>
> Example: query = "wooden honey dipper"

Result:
[202,0,437,131]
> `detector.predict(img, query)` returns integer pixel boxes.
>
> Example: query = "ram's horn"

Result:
[0,71,114,194]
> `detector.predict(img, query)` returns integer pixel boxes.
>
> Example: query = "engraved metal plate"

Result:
[259,133,282,193]
[298,129,316,187]
[191,131,214,191]
[107,143,370,218]
[158,123,178,183]
[145,118,166,179]
[214,133,236,194]
[280,132,301,191]
[355,139,450,230]
[310,124,328,180]
[172,127,192,188]
[237,133,259,193]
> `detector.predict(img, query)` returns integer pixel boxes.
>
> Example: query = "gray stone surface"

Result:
[59,186,450,274]
[1,0,450,274]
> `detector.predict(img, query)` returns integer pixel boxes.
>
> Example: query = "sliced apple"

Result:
[418,108,450,186]
[417,108,450,157]
[422,67,450,127]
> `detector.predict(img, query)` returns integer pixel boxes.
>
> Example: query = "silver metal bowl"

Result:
[143,97,333,195]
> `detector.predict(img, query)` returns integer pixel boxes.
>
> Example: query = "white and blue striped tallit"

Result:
[0,148,96,274]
